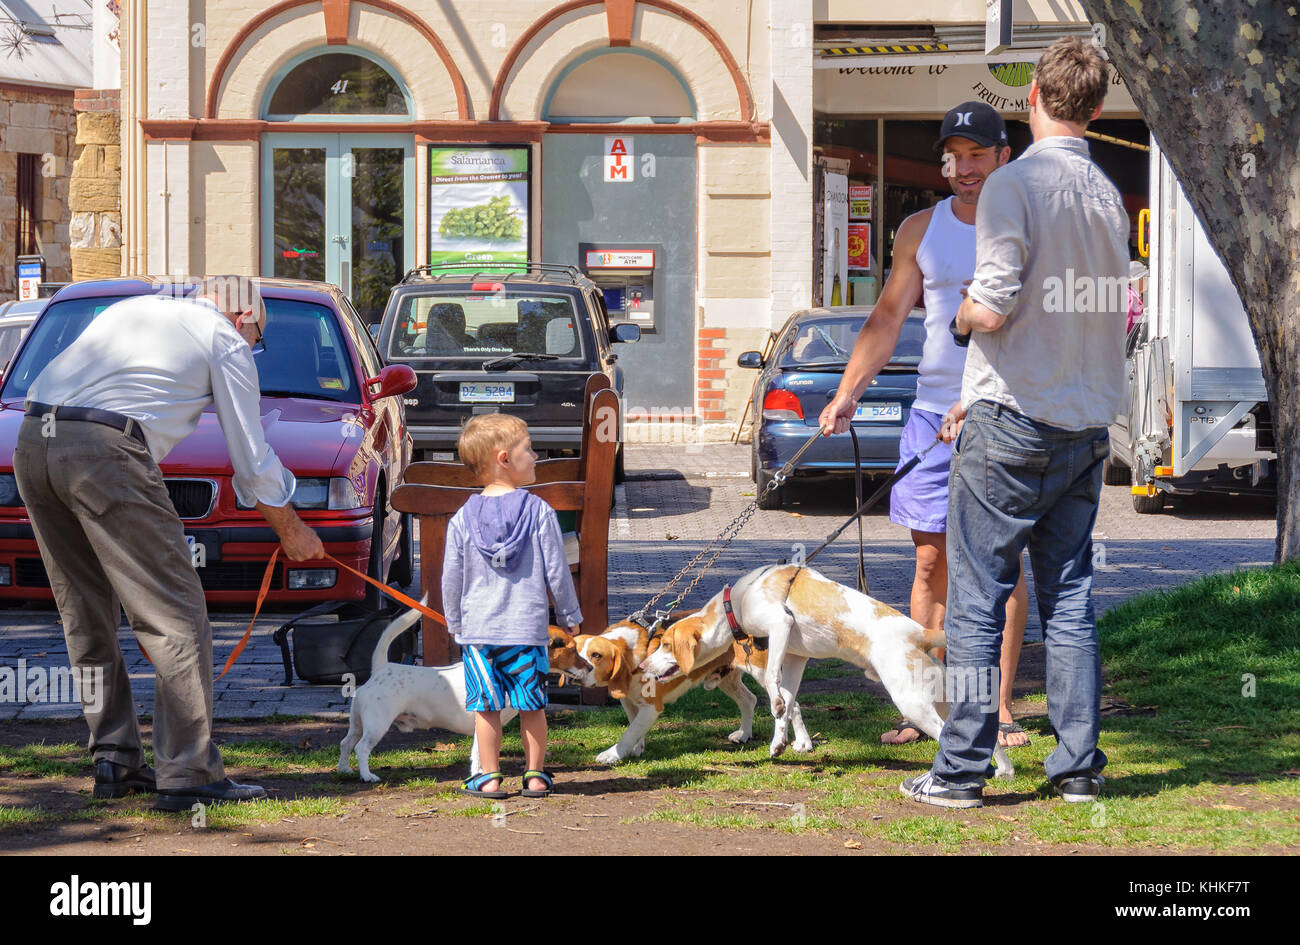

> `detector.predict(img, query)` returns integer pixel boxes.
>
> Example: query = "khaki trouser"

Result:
[13,415,225,789]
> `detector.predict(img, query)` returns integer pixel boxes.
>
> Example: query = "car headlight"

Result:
[327,477,363,510]
[0,474,22,507]
[292,477,364,510]
[239,477,363,510]
[290,478,331,509]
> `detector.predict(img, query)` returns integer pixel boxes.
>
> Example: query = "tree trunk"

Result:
[1078,0,1300,563]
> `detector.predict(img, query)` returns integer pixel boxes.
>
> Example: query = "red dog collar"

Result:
[723,585,742,633]
[723,585,766,651]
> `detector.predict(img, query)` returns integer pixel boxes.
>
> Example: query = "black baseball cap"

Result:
[935,101,1009,151]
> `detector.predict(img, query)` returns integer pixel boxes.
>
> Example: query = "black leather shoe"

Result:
[154,778,267,811]
[93,760,157,798]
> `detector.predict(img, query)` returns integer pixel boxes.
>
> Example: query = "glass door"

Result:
[262,134,414,323]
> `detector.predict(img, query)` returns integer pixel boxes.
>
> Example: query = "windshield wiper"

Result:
[813,326,849,358]
[259,389,339,401]
[481,352,560,371]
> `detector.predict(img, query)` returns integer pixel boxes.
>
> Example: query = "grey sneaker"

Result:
[1052,773,1104,803]
[900,771,983,809]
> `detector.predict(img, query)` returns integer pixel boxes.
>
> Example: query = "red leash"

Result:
[216,549,447,680]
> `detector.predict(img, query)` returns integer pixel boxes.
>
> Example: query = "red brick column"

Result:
[74,89,121,113]
[697,327,727,421]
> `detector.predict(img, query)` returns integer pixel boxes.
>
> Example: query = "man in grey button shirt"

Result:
[901,38,1130,809]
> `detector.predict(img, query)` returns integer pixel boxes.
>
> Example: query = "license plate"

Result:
[854,402,902,422]
[185,536,204,568]
[459,382,515,403]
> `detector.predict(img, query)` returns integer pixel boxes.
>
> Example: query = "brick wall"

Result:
[697,327,728,421]
[69,89,123,280]
[0,85,77,297]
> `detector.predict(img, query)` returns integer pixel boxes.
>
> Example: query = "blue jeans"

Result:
[929,400,1110,786]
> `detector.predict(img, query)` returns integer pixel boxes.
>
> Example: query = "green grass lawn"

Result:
[3,564,1298,851]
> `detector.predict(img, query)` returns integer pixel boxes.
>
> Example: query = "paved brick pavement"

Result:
[0,442,1276,721]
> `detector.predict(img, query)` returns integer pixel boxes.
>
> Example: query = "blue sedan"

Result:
[739,305,926,510]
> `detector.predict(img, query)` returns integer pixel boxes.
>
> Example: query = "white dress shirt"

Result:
[28,295,296,507]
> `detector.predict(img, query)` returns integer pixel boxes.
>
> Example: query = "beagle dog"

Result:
[639,564,1014,777]
[565,612,811,764]
[338,609,589,782]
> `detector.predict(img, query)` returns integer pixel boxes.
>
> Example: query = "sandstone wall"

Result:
[0,86,77,296]
[69,89,123,280]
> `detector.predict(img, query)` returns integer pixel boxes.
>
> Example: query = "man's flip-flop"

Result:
[520,769,554,798]
[462,771,508,799]
[880,718,930,745]
[998,721,1031,747]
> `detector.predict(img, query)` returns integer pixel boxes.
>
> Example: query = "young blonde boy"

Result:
[442,414,582,798]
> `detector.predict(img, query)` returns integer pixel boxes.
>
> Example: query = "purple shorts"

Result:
[888,407,954,534]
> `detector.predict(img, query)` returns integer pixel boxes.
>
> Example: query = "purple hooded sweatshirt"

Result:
[441,489,583,646]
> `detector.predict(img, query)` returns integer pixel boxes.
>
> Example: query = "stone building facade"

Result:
[69,89,123,280]
[118,0,1130,432]
[0,85,77,296]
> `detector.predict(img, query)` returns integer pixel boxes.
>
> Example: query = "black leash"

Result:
[804,433,944,566]
[848,426,868,594]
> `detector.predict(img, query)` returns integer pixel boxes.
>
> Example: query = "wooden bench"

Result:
[390,373,618,669]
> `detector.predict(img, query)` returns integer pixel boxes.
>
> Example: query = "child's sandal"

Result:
[521,769,554,798]
[462,771,508,799]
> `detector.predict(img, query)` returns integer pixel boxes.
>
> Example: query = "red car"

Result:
[0,277,416,605]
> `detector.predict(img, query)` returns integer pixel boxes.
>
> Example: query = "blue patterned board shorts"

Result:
[888,406,955,534]
[462,644,550,712]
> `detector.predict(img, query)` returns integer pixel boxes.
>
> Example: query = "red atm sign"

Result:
[604,136,634,182]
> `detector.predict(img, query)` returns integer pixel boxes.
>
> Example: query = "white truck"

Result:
[1106,136,1276,513]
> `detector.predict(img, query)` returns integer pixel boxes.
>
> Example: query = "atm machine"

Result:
[579,244,659,333]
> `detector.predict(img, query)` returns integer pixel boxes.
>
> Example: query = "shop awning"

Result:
[813,24,1140,118]
[814,23,1095,68]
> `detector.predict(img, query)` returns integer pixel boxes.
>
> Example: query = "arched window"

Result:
[543,50,695,124]
[263,49,412,120]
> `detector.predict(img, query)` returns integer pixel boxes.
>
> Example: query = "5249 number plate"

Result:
[853,402,902,422]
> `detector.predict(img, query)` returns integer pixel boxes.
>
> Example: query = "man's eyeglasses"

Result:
[243,310,267,352]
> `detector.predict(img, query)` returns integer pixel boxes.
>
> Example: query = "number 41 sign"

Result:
[604,136,634,183]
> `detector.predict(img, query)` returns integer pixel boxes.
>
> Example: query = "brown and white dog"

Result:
[565,613,811,764]
[640,564,1014,777]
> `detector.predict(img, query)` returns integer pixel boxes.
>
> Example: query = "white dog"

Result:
[337,610,589,782]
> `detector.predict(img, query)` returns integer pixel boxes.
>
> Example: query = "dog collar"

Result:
[723,585,766,651]
[722,585,742,633]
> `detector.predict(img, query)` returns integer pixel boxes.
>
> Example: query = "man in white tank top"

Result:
[818,102,1031,750]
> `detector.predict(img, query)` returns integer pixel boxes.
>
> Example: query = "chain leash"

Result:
[633,425,828,622]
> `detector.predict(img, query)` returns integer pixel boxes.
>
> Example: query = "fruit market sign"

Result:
[429,146,530,268]
[815,62,1138,116]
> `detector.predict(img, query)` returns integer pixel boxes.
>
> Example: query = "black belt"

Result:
[26,402,149,448]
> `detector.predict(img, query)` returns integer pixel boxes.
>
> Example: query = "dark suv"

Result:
[374,263,639,477]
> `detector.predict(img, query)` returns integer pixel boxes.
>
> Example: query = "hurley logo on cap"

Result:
[936,100,1009,150]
